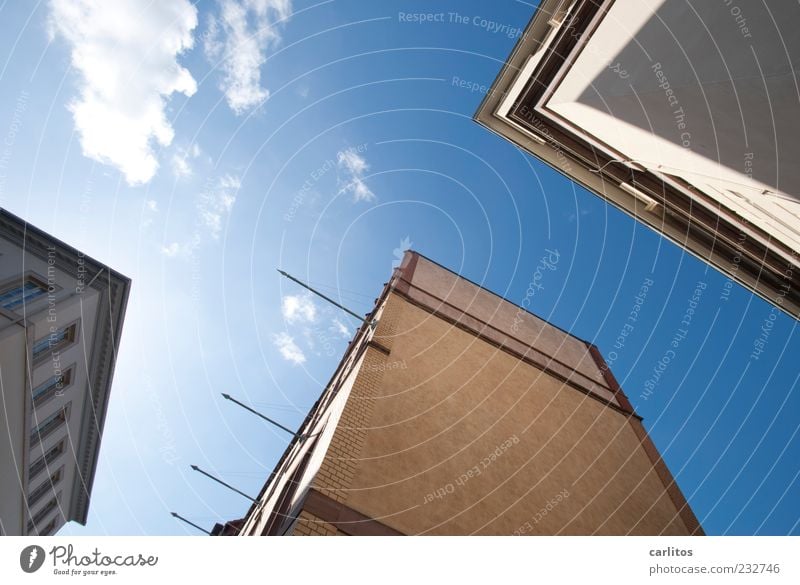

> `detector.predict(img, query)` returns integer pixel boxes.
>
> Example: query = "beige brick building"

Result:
[225,251,701,536]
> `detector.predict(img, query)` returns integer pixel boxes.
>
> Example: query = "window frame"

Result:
[0,272,50,313]
[29,439,66,480]
[26,491,61,534]
[38,516,58,536]
[31,365,75,408]
[28,465,64,507]
[32,320,79,365]
[30,403,71,447]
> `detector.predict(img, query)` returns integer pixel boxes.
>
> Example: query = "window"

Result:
[32,323,77,362]
[27,494,60,534]
[30,405,69,446]
[28,466,63,507]
[29,440,65,479]
[0,276,47,311]
[31,368,73,408]
[38,517,58,536]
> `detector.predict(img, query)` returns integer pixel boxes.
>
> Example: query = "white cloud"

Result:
[171,143,203,178]
[158,174,236,257]
[337,148,375,202]
[160,242,182,257]
[331,318,350,338]
[49,0,198,185]
[204,0,292,114]
[196,174,239,238]
[281,293,317,324]
[172,154,192,178]
[273,332,305,365]
[139,197,160,229]
[159,239,199,258]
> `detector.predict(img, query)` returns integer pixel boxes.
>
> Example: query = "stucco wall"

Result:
[549,0,800,255]
[0,328,27,535]
[0,227,101,534]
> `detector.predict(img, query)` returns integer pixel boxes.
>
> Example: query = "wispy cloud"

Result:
[197,174,239,239]
[49,0,198,185]
[337,148,375,202]
[158,174,237,258]
[204,0,292,114]
[331,318,350,338]
[171,143,202,178]
[273,332,305,365]
[160,242,182,257]
[281,293,317,324]
[159,234,201,258]
[139,197,160,230]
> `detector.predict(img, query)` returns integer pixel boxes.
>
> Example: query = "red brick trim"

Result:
[586,344,704,535]
[586,343,636,414]
[394,251,419,296]
[301,488,405,536]
[403,250,419,281]
[628,419,705,535]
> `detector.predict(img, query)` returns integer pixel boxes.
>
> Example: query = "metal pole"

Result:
[221,393,300,438]
[190,465,258,503]
[277,269,374,326]
[170,512,211,535]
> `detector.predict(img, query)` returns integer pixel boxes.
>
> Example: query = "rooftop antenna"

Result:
[221,393,301,439]
[190,464,258,504]
[170,512,211,535]
[277,269,377,329]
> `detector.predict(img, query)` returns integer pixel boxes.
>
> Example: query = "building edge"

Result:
[224,250,702,535]
[0,208,132,526]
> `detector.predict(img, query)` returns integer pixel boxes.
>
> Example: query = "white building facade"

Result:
[476,0,800,317]
[0,209,130,535]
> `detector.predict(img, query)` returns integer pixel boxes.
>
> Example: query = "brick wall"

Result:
[298,294,403,522]
[291,510,339,536]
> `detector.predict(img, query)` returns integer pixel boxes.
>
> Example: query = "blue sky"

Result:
[0,0,797,535]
